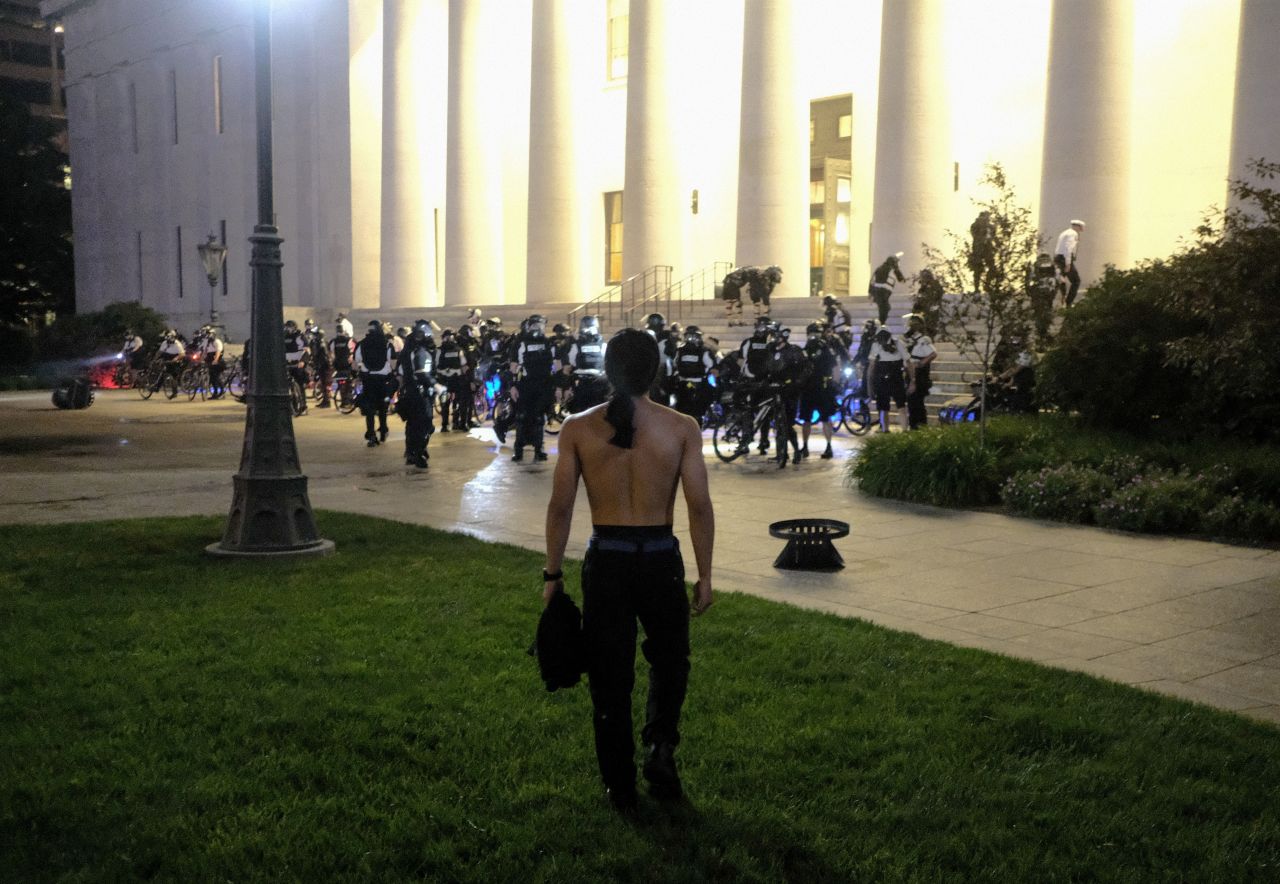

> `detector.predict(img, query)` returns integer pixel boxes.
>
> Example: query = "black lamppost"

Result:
[196,233,227,327]
[208,0,333,559]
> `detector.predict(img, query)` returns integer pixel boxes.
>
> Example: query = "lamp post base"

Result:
[205,538,336,560]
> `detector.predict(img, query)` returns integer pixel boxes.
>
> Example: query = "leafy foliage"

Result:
[848,424,1000,507]
[35,301,169,362]
[1040,160,1280,439]
[0,93,72,325]
[1002,464,1115,523]
[921,164,1042,444]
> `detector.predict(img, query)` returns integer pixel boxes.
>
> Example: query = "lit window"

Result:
[836,176,851,204]
[834,212,849,245]
[213,55,223,134]
[809,218,825,268]
[607,0,628,81]
[809,180,825,205]
[838,113,851,138]
[604,191,623,284]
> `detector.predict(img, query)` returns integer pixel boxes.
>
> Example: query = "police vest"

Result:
[575,336,604,371]
[519,337,553,377]
[806,341,837,378]
[437,345,464,376]
[284,333,304,356]
[331,334,353,369]
[404,344,434,378]
[360,336,388,372]
[676,345,709,380]
[744,338,770,375]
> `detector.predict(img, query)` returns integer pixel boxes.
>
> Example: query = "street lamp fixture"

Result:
[196,233,227,326]
[207,0,333,560]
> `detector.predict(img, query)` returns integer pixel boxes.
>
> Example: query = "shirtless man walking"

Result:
[544,329,715,812]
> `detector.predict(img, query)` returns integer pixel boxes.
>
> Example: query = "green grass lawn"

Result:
[2,514,1279,882]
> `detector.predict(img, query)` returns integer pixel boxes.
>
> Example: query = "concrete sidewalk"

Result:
[3,390,1278,725]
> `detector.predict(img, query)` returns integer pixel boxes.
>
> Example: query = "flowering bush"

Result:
[1002,465,1115,523]
[1093,471,1217,534]
[1203,496,1280,542]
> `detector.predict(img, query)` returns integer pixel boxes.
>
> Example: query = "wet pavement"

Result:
[3,389,1279,725]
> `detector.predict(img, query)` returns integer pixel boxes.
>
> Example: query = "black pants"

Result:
[870,286,892,324]
[439,376,469,428]
[402,390,434,461]
[907,369,930,429]
[1054,255,1081,306]
[581,526,690,792]
[360,373,390,437]
[514,378,552,454]
[206,359,224,396]
[673,380,707,422]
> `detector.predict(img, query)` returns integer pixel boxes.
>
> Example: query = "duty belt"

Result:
[590,536,678,554]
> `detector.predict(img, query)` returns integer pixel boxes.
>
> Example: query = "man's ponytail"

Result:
[603,329,661,450]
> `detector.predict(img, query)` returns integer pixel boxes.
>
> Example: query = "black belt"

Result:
[589,535,677,554]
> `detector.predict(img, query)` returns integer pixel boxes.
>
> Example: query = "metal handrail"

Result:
[566,265,672,330]
[623,260,733,327]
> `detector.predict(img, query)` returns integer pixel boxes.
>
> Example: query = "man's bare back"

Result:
[544,395,714,613]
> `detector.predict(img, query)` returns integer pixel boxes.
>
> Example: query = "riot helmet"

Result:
[412,320,431,339]
[806,322,822,337]
[684,325,702,345]
[552,323,568,336]
[579,315,600,336]
[645,313,666,332]
[526,314,547,337]
[753,315,772,336]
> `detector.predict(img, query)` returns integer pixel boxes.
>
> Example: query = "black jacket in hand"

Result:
[535,589,586,692]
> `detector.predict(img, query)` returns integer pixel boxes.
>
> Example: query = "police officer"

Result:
[435,328,470,431]
[397,320,436,468]
[765,325,808,467]
[512,314,554,462]
[673,325,716,422]
[203,327,226,399]
[121,329,146,370]
[455,323,481,426]
[721,266,748,326]
[738,315,774,452]
[283,319,309,414]
[644,313,675,403]
[329,322,355,379]
[566,314,608,413]
[309,325,332,407]
[902,313,937,430]
[823,295,851,337]
[800,323,840,459]
[748,265,783,320]
[869,252,906,325]
[355,320,394,446]
[550,322,575,411]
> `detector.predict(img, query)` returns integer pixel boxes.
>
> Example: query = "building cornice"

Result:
[39,0,93,19]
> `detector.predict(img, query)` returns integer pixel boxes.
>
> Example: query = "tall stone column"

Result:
[446,0,503,306]
[870,0,950,281]
[734,0,808,298]
[526,0,581,305]
[380,0,436,309]
[1039,0,1132,285]
[349,0,383,310]
[621,0,682,282]
[1227,0,1280,210]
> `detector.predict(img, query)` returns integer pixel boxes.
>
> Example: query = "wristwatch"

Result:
[542,568,563,582]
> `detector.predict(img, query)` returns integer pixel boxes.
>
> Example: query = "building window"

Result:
[604,191,623,285]
[809,180,825,205]
[219,219,228,296]
[128,82,138,153]
[0,76,51,105]
[834,212,849,246]
[836,176,851,204]
[175,226,184,298]
[169,69,179,145]
[809,218,825,269]
[838,113,851,139]
[213,55,223,134]
[607,0,628,81]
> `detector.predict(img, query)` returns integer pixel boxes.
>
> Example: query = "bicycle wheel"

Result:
[139,373,156,399]
[712,414,747,463]
[840,393,872,436]
[337,378,358,414]
[163,372,179,400]
[289,379,307,416]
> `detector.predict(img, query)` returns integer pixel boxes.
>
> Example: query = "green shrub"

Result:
[1002,465,1115,523]
[36,301,168,362]
[1203,496,1280,543]
[1093,471,1217,534]
[850,425,1000,507]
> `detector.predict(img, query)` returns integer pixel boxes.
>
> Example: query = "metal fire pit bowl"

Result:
[768,519,850,571]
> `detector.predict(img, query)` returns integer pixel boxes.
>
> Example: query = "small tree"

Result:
[920,164,1040,445]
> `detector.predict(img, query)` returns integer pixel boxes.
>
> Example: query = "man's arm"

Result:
[679,417,715,614]
[543,418,582,604]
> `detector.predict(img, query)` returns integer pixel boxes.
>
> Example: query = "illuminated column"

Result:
[621,0,682,281]
[734,0,808,298]
[1227,0,1280,208]
[526,0,581,305]
[870,0,950,280]
[1039,0,1132,284]
[349,0,383,310]
[445,0,503,305]
[379,0,435,308]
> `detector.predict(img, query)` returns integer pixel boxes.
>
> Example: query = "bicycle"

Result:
[838,388,873,436]
[711,383,791,468]
[334,372,360,414]
[181,357,211,401]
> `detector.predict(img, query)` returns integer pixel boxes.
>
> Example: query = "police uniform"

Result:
[766,336,808,465]
[514,329,554,460]
[309,328,332,406]
[868,254,906,325]
[203,334,225,398]
[800,336,840,424]
[721,267,747,325]
[435,338,470,430]
[868,335,907,414]
[738,326,773,449]
[397,331,435,467]
[284,327,309,412]
[673,340,716,421]
[355,328,395,445]
[567,331,608,413]
[903,329,936,430]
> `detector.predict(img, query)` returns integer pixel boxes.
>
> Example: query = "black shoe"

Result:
[512,451,524,463]
[378,427,388,443]
[643,744,682,800]
[405,456,415,465]
[534,451,548,462]
[799,446,809,459]
[414,455,429,469]
[821,446,834,460]
[440,425,450,433]
[778,454,788,469]
[318,401,331,409]
[606,785,639,815]
[365,433,378,448]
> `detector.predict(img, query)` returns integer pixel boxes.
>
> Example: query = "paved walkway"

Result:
[3,390,1279,725]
